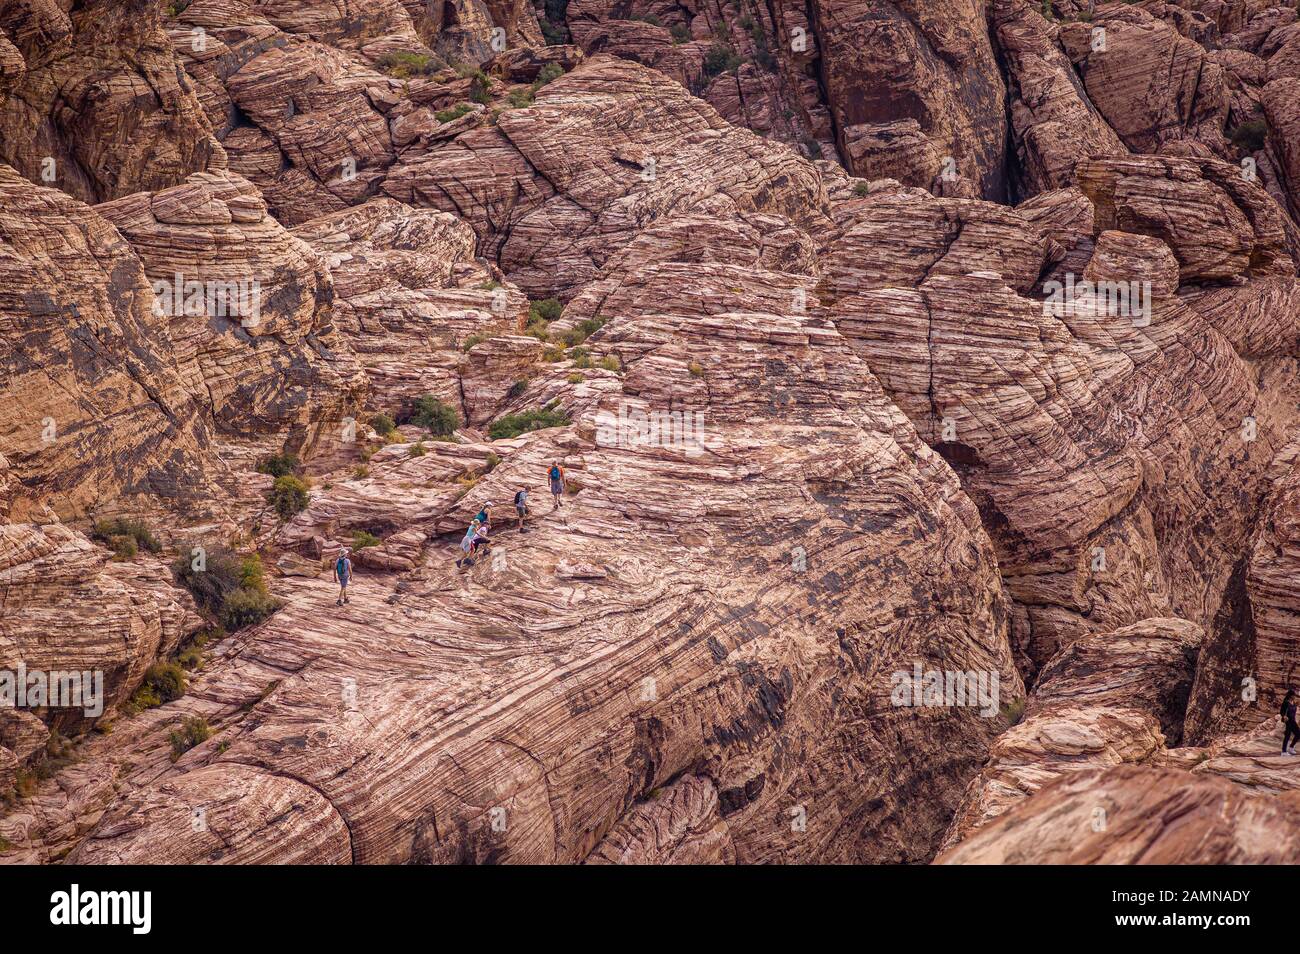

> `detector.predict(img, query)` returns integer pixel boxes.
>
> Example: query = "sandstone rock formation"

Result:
[8,0,1300,868]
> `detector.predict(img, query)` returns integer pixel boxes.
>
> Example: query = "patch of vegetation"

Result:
[256,453,300,478]
[561,316,607,347]
[370,412,396,436]
[488,401,571,440]
[126,661,186,714]
[352,465,370,479]
[1229,118,1268,153]
[802,136,823,160]
[409,440,427,457]
[468,70,493,105]
[352,530,382,549]
[540,17,566,45]
[567,372,585,384]
[267,474,311,520]
[1000,697,1027,726]
[462,331,491,351]
[704,42,742,77]
[168,715,214,761]
[435,102,474,124]
[173,546,281,633]
[631,12,663,26]
[376,51,440,79]
[177,632,213,671]
[853,181,870,197]
[485,452,502,472]
[91,518,161,560]
[411,395,459,435]
[507,379,529,401]
[670,23,691,43]
[598,355,621,372]
[507,88,535,108]
[542,346,565,362]
[525,297,562,338]
[535,62,564,88]
[688,360,704,377]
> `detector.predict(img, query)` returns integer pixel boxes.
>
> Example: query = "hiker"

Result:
[475,501,492,528]
[548,461,566,509]
[470,521,491,560]
[514,486,529,531]
[456,518,480,568]
[1283,689,1300,755]
[334,546,353,605]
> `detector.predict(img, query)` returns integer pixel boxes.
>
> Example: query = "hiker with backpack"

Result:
[514,487,529,531]
[334,546,353,605]
[548,461,565,509]
[1282,689,1299,755]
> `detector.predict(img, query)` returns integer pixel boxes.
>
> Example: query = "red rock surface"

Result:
[7,0,1300,867]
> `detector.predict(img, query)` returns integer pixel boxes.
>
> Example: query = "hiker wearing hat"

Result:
[334,546,353,606]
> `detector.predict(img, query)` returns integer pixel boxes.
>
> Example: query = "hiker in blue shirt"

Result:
[334,547,352,606]
[548,462,565,509]
[514,487,529,531]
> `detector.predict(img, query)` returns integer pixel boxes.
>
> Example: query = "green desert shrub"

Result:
[173,546,280,632]
[488,402,571,440]
[267,474,311,519]
[436,102,474,123]
[370,412,396,436]
[351,530,382,549]
[703,42,742,76]
[255,453,300,478]
[376,51,440,78]
[561,316,606,347]
[1229,118,1268,153]
[410,395,460,435]
[91,518,161,557]
[168,715,214,760]
[534,62,564,87]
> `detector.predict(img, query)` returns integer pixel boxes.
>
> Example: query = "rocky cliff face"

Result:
[5,0,1300,865]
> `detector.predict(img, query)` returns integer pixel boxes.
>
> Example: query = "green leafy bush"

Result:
[411,396,460,435]
[670,23,690,43]
[352,530,382,549]
[267,475,311,519]
[173,547,280,632]
[371,412,396,436]
[704,43,742,76]
[376,51,440,78]
[1229,118,1268,153]
[561,316,606,347]
[168,715,213,760]
[256,453,300,478]
[435,102,474,123]
[488,402,571,440]
[91,518,161,556]
[534,63,564,87]
[220,585,279,631]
